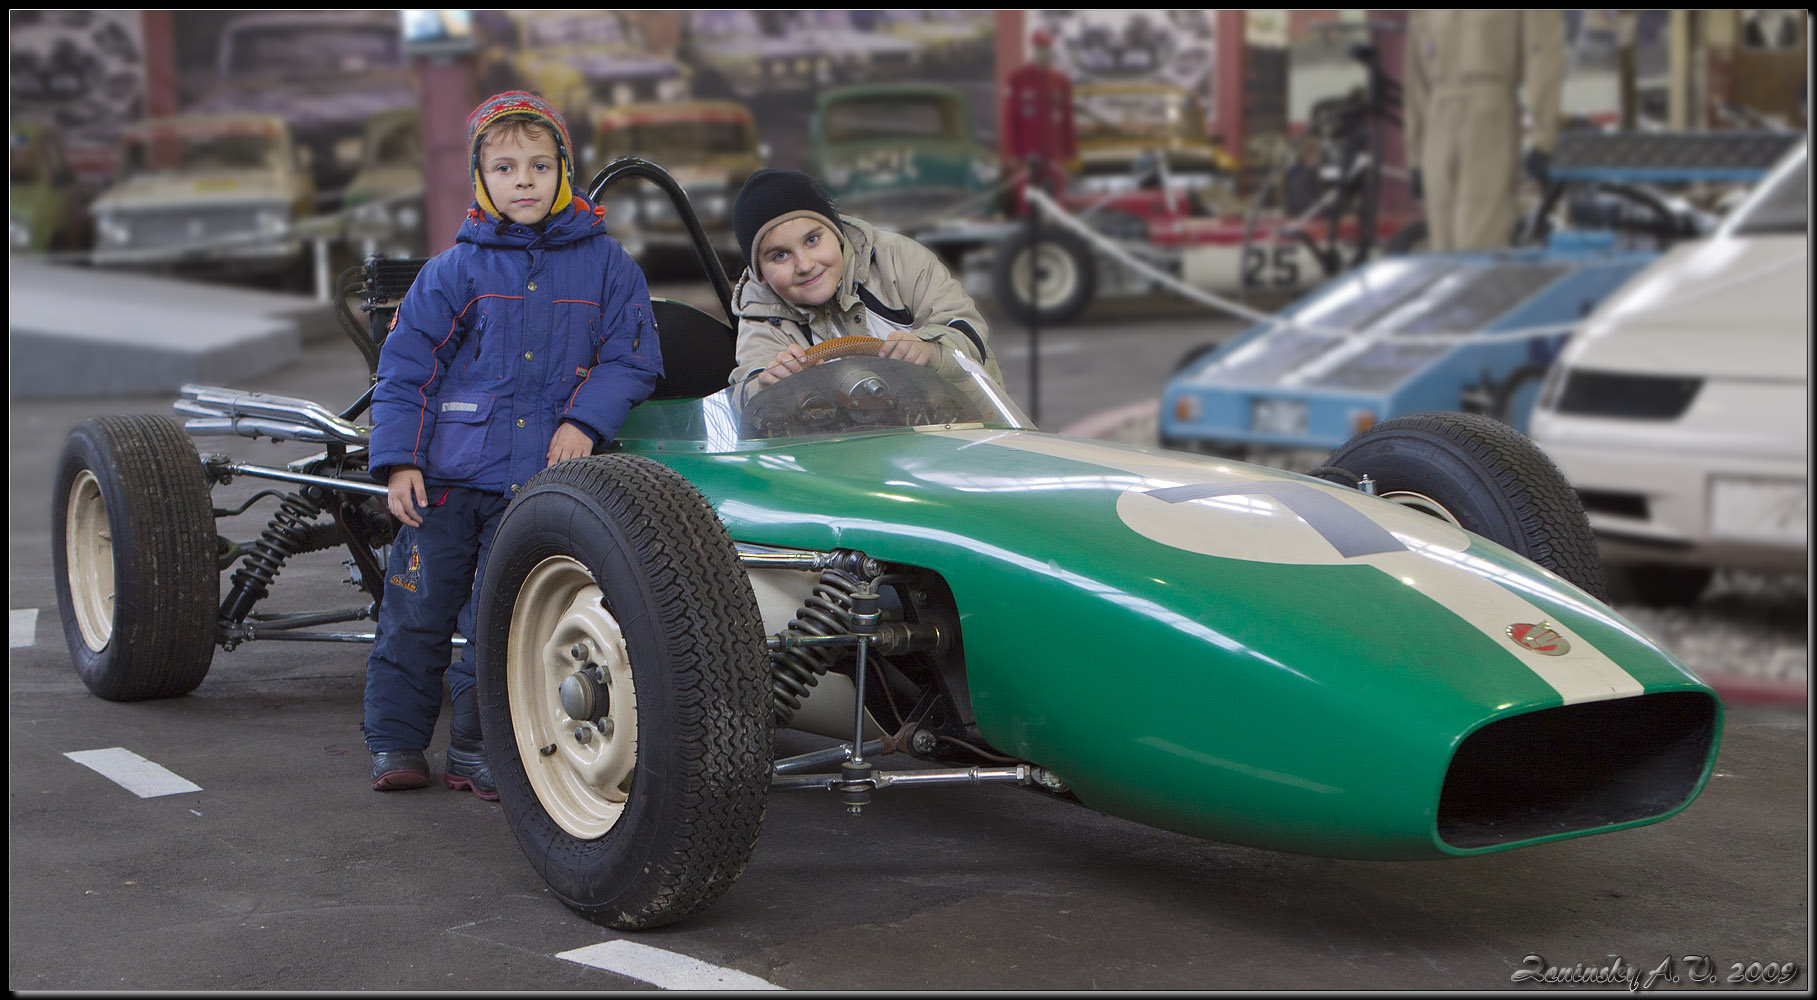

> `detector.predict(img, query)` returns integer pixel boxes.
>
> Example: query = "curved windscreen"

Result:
[618,354,1032,452]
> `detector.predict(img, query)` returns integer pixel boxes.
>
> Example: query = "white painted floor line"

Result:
[10,608,38,649]
[557,940,784,991]
[65,747,202,798]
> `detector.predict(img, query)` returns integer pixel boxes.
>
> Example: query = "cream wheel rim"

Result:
[64,469,115,651]
[507,555,638,840]
[1379,489,1465,529]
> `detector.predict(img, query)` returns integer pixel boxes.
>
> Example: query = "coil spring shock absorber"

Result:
[771,568,864,725]
[220,491,333,622]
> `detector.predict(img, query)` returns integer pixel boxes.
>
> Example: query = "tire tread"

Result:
[1328,411,1608,599]
[54,414,217,701]
[482,454,770,929]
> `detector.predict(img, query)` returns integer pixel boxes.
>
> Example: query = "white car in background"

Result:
[1529,140,1808,605]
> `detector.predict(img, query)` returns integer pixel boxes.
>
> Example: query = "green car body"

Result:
[609,359,1721,861]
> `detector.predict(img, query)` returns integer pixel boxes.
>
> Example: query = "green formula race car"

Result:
[52,160,1721,933]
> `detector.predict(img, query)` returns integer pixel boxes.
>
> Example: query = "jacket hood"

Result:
[733,215,878,322]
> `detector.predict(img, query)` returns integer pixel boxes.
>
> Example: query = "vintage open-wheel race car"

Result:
[52,158,1721,931]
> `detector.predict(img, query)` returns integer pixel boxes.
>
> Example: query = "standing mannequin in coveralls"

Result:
[1002,28,1076,203]
[361,91,661,797]
[1404,10,1566,251]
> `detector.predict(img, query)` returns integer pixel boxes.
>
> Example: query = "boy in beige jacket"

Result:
[728,168,1002,390]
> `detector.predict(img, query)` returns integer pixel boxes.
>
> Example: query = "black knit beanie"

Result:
[732,168,843,270]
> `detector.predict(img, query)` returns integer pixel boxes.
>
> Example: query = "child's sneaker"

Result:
[370,750,431,791]
[444,741,498,801]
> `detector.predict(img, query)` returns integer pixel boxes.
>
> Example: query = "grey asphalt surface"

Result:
[8,286,1809,991]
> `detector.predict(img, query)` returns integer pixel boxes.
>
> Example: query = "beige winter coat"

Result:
[729,216,1002,389]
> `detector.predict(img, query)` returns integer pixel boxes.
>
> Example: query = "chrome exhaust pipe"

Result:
[177,385,371,445]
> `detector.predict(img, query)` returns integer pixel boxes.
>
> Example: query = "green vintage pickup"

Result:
[806,82,1001,230]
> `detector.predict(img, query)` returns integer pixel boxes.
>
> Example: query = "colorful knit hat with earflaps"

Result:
[466,90,574,221]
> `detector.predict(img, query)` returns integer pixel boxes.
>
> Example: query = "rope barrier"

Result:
[1020,187,1806,348]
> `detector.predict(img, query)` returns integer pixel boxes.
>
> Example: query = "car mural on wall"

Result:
[870,10,994,72]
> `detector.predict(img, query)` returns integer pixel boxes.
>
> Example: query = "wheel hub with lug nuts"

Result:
[558,665,609,722]
[507,555,639,840]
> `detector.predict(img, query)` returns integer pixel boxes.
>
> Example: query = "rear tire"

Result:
[1324,411,1607,599]
[52,415,218,701]
[991,224,1095,326]
[475,454,771,929]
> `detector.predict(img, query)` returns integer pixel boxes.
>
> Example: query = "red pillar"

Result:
[994,9,1028,163]
[414,55,477,254]
[139,11,179,118]
[1214,11,1250,188]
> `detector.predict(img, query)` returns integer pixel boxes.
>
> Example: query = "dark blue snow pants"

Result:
[362,486,511,754]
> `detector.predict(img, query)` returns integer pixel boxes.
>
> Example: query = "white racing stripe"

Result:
[1361,548,1646,704]
[10,608,37,648]
[928,429,1648,704]
[557,940,784,990]
[65,748,202,798]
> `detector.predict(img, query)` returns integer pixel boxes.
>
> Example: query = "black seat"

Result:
[649,297,737,400]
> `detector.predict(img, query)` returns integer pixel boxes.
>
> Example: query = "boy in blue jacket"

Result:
[362,91,662,798]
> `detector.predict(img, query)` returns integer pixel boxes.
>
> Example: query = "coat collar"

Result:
[459,195,609,249]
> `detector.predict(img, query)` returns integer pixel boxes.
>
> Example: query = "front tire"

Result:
[1323,411,1607,599]
[475,454,771,930]
[51,415,218,701]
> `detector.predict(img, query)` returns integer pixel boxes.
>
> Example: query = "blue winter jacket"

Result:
[369,198,662,493]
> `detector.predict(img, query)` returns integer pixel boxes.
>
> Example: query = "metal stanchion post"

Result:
[313,237,331,301]
[1026,155,1042,426]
